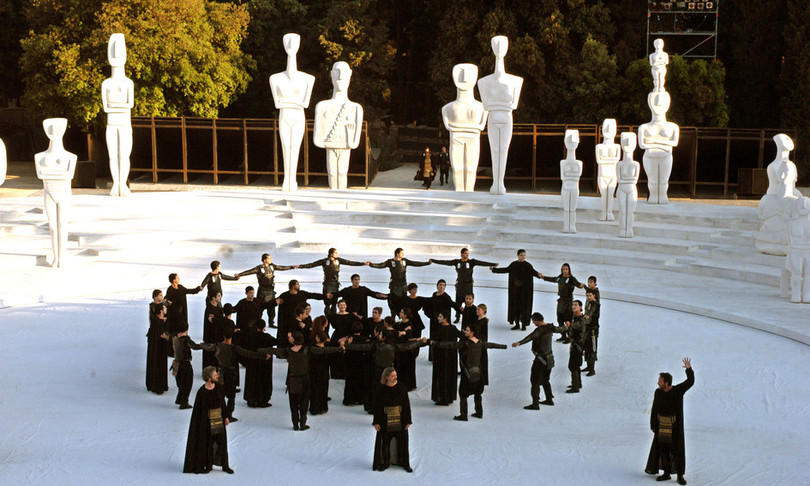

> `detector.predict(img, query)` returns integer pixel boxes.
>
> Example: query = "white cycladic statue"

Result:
[442,63,488,192]
[638,91,679,204]
[101,33,134,197]
[0,137,6,186]
[649,38,669,93]
[560,130,583,234]
[313,61,363,191]
[784,197,810,303]
[270,33,315,192]
[477,35,523,195]
[756,134,802,255]
[595,118,620,221]
[35,118,77,268]
[617,132,641,238]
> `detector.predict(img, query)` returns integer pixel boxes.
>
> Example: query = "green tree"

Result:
[780,0,810,181]
[19,0,253,131]
[564,36,621,123]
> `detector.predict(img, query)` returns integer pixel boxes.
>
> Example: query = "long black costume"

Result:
[517,323,565,405]
[346,338,428,410]
[491,260,540,329]
[425,291,460,360]
[202,302,223,368]
[146,302,169,394]
[165,284,201,336]
[541,273,583,337]
[432,257,496,320]
[326,311,354,380]
[645,367,695,479]
[473,317,491,385]
[335,284,387,319]
[583,299,600,374]
[298,257,365,313]
[343,332,373,407]
[372,381,412,471]
[276,289,323,346]
[238,261,294,326]
[233,297,262,331]
[433,338,506,418]
[567,315,585,392]
[200,271,238,298]
[183,383,230,474]
[393,319,422,390]
[172,335,204,407]
[431,323,461,404]
[261,345,342,430]
[368,257,430,316]
[308,343,337,415]
[196,341,267,419]
[241,327,277,407]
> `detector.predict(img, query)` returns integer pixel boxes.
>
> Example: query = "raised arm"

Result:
[221,273,239,282]
[273,263,295,272]
[396,338,429,351]
[258,346,287,359]
[471,258,498,267]
[404,258,430,267]
[368,259,389,269]
[338,257,365,266]
[234,345,271,360]
[485,342,508,349]
[297,258,326,270]
[237,266,259,277]
[491,263,510,274]
[430,258,457,266]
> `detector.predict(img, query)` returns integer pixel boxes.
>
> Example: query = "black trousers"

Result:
[208,432,229,469]
[323,282,339,315]
[373,430,410,470]
[530,358,553,402]
[288,377,310,427]
[257,287,276,326]
[175,361,193,405]
[439,166,449,185]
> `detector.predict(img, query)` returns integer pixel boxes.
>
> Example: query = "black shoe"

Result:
[179,403,192,410]
[656,474,671,482]
[293,423,299,431]
[201,467,211,474]
[222,467,234,474]
[556,337,566,342]
[645,469,658,475]
[521,325,527,330]
[403,466,413,473]
[677,477,687,485]
[471,412,483,419]
[580,367,589,372]
[300,424,310,431]
[523,403,539,410]
[565,388,579,393]
[511,324,521,331]
[453,415,468,421]
[258,402,272,408]
[268,323,277,329]
[540,399,554,406]
[175,398,181,405]
[235,387,241,393]
[454,316,461,324]
[229,417,238,423]
[586,371,595,376]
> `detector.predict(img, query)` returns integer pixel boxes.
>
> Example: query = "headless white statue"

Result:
[101,33,134,197]
[638,91,679,204]
[617,132,641,238]
[784,197,810,303]
[595,118,620,221]
[649,38,669,93]
[442,64,488,192]
[270,33,315,192]
[313,62,363,191]
[756,134,801,255]
[0,137,6,186]
[560,130,583,234]
[35,118,77,268]
[477,36,523,195]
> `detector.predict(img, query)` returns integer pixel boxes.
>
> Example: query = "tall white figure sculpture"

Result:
[0,137,6,186]
[442,64,488,192]
[785,197,810,303]
[270,33,315,192]
[649,38,669,93]
[313,62,363,191]
[35,118,77,268]
[478,36,523,195]
[617,132,641,238]
[595,118,620,221]
[638,91,679,204]
[101,33,134,197]
[560,130,583,234]
[756,134,802,255]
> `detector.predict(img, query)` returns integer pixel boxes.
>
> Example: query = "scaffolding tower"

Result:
[646,0,719,59]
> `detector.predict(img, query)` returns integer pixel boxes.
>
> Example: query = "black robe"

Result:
[491,260,540,326]
[200,271,238,298]
[474,317,491,385]
[327,312,355,379]
[335,285,386,319]
[435,338,507,397]
[431,324,461,403]
[233,297,262,331]
[146,303,169,394]
[165,284,201,335]
[646,368,695,477]
[276,290,323,346]
[242,329,277,406]
[373,382,412,471]
[202,304,224,368]
[344,334,373,407]
[183,384,228,473]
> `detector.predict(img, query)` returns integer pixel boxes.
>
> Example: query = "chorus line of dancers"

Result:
[145,247,600,474]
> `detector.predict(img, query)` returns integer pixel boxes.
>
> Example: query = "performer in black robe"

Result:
[183,366,233,474]
[233,286,263,331]
[363,307,385,337]
[260,332,342,430]
[172,322,204,409]
[473,304,492,386]
[582,289,600,375]
[146,290,169,394]
[242,319,278,407]
[431,312,461,405]
[513,312,565,408]
[490,249,541,330]
[372,367,413,472]
[538,262,585,342]
[645,358,694,485]
[341,322,373,407]
[165,273,201,341]
[565,300,586,393]
[400,283,430,338]
[433,324,506,420]
[393,308,422,391]
[276,280,325,346]
[199,260,239,298]
[424,280,460,360]
[237,253,294,328]
[335,274,387,320]
[368,248,430,316]
[327,301,355,380]
[431,248,496,322]
[297,248,366,314]
[308,330,335,415]
[202,293,223,368]
[459,293,478,330]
